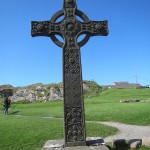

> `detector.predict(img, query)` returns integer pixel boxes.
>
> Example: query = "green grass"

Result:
[2,88,149,125]
[0,114,117,150]
[0,115,63,150]
[137,147,150,150]
[0,88,150,149]
[85,88,150,125]
[130,147,150,150]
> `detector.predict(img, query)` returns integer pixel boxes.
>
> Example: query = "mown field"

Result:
[0,88,150,150]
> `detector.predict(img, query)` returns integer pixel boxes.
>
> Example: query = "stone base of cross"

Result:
[31,0,108,147]
[42,138,109,150]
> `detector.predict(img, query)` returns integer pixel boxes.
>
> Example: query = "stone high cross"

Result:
[31,0,108,147]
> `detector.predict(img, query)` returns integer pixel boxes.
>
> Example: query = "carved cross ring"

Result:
[50,10,90,48]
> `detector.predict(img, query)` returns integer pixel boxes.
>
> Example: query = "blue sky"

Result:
[0,0,150,87]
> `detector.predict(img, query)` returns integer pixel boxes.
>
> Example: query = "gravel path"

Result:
[97,121,150,142]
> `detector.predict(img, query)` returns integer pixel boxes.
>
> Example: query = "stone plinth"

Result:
[42,137,109,150]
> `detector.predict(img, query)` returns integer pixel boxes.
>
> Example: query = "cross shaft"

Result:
[31,0,108,147]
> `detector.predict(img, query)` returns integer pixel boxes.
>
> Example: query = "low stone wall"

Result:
[112,138,150,149]
[120,100,150,103]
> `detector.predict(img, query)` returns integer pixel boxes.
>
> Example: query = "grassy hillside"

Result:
[0,88,150,150]
[101,88,150,100]
[1,88,150,124]
[0,101,117,150]
[85,88,150,125]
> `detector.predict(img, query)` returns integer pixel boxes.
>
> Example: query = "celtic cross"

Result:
[31,0,108,147]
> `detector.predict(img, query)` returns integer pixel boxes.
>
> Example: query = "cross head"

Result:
[31,0,108,147]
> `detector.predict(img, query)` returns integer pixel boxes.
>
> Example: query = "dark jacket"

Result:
[4,98,11,108]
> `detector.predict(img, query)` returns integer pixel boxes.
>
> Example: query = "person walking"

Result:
[4,97,11,115]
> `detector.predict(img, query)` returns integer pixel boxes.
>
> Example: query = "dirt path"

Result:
[97,121,150,142]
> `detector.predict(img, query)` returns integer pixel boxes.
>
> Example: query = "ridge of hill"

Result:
[0,81,102,102]
[1,82,150,103]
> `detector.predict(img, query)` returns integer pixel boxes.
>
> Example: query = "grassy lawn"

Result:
[85,88,150,125]
[0,88,150,149]
[0,115,63,150]
[0,114,117,150]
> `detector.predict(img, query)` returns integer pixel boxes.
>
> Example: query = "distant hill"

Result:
[0,84,13,98]
[0,81,102,102]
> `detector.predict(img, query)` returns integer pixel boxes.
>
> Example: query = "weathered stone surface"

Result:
[9,83,63,102]
[47,87,62,101]
[83,83,90,91]
[128,139,142,149]
[130,141,141,149]
[42,138,109,150]
[63,146,109,150]
[10,88,36,102]
[0,84,13,98]
[142,137,150,147]
[112,139,127,148]
[0,81,99,102]
[0,84,13,90]
[42,139,64,150]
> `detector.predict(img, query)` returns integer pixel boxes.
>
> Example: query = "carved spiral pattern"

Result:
[65,107,84,142]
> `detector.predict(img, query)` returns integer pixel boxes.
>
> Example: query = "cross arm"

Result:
[80,20,108,36]
[31,21,61,37]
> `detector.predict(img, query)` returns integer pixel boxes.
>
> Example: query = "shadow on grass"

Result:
[10,111,20,115]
